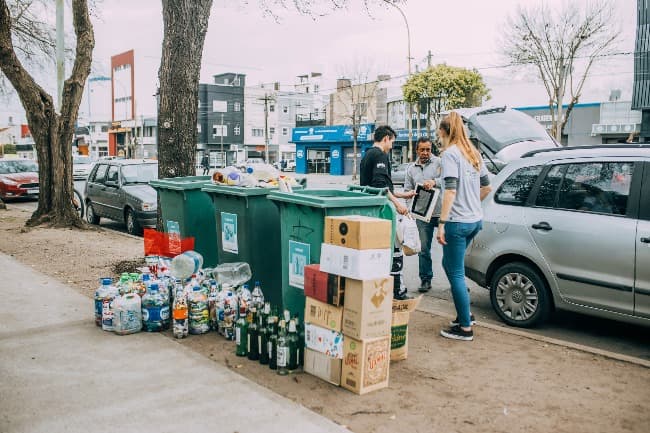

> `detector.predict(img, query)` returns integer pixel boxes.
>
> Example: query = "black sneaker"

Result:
[440,325,474,341]
[393,290,411,301]
[449,314,476,327]
[418,280,432,293]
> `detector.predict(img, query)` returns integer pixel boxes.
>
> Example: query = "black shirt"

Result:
[360,146,393,192]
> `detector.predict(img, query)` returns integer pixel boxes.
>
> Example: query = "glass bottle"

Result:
[247,308,260,361]
[288,319,299,371]
[235,304,249,356]
[276,319,289,375]
[258,304,270,365]
[267,315,278,370]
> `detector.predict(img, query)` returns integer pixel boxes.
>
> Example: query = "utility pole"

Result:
[258,93,275,164]
[220,113,224,167]
[427,50,433,68]
[56,0,64,111]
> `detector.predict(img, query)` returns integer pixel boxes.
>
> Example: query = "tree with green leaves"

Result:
[402,64,489,140]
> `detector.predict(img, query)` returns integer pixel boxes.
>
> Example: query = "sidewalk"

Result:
[0,253,349,433]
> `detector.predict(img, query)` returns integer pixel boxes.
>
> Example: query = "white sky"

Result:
[0,0,639,123]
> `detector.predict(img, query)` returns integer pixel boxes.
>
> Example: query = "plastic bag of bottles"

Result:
[211,262,251,287]
[217,285,238,340]
[188,286,210,335]
[237,284,252,316]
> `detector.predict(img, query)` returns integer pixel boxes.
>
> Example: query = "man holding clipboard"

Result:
[404,137,442,293]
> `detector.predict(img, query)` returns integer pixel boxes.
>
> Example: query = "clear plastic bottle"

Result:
[100,280,120,332]
[237,284,252,316]
[142,283,169,332]
[94,278,114,327]
[172,291,189,339]
[170,251,204,280]
[188,285,210,334]
[112,293,142,335]
[251,281,264,311]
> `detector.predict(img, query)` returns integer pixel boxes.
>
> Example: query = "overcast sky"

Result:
[0,0,638,123]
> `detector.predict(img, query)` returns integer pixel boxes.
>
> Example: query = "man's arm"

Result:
[404,164,415,192]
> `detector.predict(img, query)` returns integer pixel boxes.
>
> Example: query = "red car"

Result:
[0,158,39,200]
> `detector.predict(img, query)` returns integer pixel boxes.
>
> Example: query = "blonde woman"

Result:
[436,112,492,341]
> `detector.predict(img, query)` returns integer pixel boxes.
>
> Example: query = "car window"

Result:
[73,156,93,164]
[0,160,38,174]
[557,162,633,216]
[495,165,543,206]
[106,166,119,184]
[121,163,158,184]
[91,164,108,184]
[534,165,565,207]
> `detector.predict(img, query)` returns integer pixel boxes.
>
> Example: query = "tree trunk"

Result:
[157,0,213,230]
[0,0,94,228]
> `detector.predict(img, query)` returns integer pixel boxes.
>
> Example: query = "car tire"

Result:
[125,208,142,236]
[86,202,100,224]
[73,190,84,219]
[490,262,552,328]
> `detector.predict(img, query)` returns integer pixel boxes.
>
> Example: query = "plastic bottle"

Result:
[94,278,114,327]
[276,320,289,375]
[237,284,252,316]
[188,285,210,334]
[251,281,264,311]
[172,291,189,339]
[142,283,169,332]
[112,293,142,335]
[100,280,120,332]
[235,304,249,357]
[208,280,220,331]
[170,250,204,280]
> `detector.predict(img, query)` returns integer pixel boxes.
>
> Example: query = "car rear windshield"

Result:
[473,110,551,150]
[73,156,93,164]
[121,163,158,184]
[0,160,38,174]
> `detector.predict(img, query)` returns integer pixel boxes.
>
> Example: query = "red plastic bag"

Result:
[143,228,195,258]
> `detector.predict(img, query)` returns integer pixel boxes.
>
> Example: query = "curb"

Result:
[416,303,650,369]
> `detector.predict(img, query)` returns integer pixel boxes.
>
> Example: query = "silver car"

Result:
[465,144,650,328]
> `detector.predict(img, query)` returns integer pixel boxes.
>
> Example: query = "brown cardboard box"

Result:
[390,311,410,361]
[324,215,391,250]
[342,277,393,339]
[341,336,391,395]
[304,296,343,332]
[304,264,345,307]
[304,348,342,386]
[392,295,423,314]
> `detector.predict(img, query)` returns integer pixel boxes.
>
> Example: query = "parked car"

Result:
[0,158,39,200]
[73,155,95,180]
[391,163,410,186]
[448,106,560,173]
[84,159,158,235]
[464,144,650,328]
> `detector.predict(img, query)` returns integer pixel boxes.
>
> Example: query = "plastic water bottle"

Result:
[142,283,170,332]
[251,281,265,311]
[113,293,142,335]
[172,291,189,339]
[237,284,252,316]
[94,278,114,327]
[188,286,210,334]
[170,251,204,280]
[101,282,120,332]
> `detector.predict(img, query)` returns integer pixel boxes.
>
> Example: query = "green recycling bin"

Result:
[268,186,396,320]
[150,176,218,267]
[201,184,298,308]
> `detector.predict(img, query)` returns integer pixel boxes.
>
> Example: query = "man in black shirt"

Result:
[360,125,415,299]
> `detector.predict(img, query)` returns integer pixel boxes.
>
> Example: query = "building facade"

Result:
[197,73,246,167]
[632,0,650,141]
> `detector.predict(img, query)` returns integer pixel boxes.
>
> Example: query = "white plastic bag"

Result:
[398,215,421,256]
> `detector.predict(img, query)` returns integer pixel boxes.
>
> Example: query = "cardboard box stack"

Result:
[318,215,394,395]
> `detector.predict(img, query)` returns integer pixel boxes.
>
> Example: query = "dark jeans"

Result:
[416,217,439,283]
[441,221,483,328]
[202,167,209,175]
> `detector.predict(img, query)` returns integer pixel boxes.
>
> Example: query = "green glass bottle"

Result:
[235,304,248,357]
[294,315,305,366]
[288,319,299,371]
[247,308,260,361]
[258,303,271,365]
[276,319,289,375]
[267,315,278,370]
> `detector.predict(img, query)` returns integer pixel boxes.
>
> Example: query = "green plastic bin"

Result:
[201,184,297,308]
[268,186,396,320]
[150,176,218,267]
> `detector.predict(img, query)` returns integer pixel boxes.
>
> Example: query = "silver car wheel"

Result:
[495,272,539,321]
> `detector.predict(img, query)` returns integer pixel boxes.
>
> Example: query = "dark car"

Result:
[0,158,39,200]
[84,159,158,235]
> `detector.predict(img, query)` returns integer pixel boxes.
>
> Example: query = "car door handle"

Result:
[641,237,650,244]
[532,222,552,231]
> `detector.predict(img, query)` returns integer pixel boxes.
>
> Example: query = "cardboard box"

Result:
[390,311,410,361]
[392,295,422,314]
[341,336,391,395]
[304,348,342,386]
[342,277,393,339]
[304,296,343,332]
[304,264,345,307]
[304,323,344,359]
[324,215,392,250]
[319,243,391,280]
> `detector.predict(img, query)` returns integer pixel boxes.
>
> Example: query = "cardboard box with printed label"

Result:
[304,348,342,386]
[341,336,391,395]
[324,215,392,250]
[319,243,391,280]
[391,295,422,314]
[304,264,345,307]
[304,296,343,332]
[390,311,410,361]
[342,277,393,339]
[304,323,344,359]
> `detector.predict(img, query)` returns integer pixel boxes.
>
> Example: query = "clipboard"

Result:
[409,183,439,222]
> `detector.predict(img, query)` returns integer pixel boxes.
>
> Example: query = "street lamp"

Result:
[384,1,413,161]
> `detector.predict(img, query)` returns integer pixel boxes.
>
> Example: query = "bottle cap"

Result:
[288,320,296,332]
[142,274,150,281]
[101,278,112,285]
[150,283,159,291]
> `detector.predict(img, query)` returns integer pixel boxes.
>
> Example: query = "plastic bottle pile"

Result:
[94,252,305,374]
[211,165,298,191]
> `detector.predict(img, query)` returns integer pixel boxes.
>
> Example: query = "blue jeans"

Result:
[416,217,439,283]
[441,221,483,328]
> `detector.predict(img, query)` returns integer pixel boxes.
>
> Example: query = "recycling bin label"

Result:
[289,240,310,289]
[221,212,238,254]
